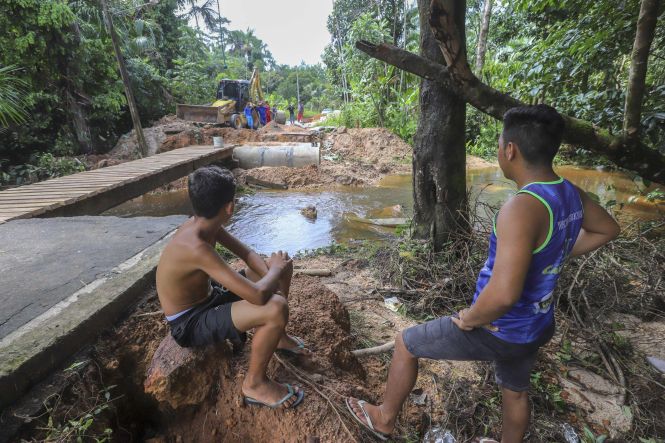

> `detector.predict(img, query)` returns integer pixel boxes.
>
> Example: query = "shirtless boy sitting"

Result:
[156,165,308,409]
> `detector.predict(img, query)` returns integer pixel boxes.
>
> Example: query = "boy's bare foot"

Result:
[277,334,312,356]
[346,397,394,436]
[242,378,303,408]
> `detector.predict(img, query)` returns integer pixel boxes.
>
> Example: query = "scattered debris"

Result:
[410,388,428,405]
[647,356,665,374]
[561,423,580,443]
[423,426,457,443]
[384,296,403,312]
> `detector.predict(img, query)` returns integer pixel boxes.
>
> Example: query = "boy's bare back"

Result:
[156,218,218,316]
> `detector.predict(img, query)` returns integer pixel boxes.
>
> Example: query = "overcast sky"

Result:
[215,0,334,66]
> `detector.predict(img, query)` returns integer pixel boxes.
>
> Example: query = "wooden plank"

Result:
[0,198,77,204]
[0,145,235,223]
[0,202,64,209]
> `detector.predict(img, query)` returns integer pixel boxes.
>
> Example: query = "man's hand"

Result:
[452,308,474,331]
[452,308,500,332]
[267,250,291,274]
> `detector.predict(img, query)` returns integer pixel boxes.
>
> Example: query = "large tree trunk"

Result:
[412,0,467,250]
[623,0,661,144]
[474,0,493,75]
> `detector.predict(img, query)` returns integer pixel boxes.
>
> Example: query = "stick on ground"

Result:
[352,341,395,357]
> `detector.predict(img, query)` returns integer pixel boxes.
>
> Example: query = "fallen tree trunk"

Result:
[356,39,665,185]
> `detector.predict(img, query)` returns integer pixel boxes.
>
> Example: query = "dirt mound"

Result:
[327,127,411,164]
[13,275,369,442]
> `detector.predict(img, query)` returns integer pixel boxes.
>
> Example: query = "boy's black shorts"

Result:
[167,271,247,348]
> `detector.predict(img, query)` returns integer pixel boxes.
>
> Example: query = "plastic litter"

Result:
[422,426,456,443]
[383,296,403,312]
[562,423,580,443]
[647,356,665,374]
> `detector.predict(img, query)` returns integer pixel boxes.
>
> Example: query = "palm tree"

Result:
[180,0,218,33]
[0,65,29,131]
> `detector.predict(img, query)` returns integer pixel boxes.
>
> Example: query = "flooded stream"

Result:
[104,165,663,255]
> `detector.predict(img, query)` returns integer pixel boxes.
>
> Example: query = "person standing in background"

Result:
[244,102,254,130]
[263,102,272,124]
[287,103,295,125]
[297,102,304,123]
[257,102,267,127]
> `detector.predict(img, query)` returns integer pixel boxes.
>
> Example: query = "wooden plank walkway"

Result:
[0,145,234,224]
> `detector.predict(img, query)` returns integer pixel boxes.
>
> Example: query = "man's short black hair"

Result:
[188,166,236,218]
[502,104,565,166]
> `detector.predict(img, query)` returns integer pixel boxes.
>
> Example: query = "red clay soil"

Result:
[12,275,390,442]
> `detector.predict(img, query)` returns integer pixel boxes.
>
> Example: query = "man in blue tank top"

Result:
[346,105,621,442]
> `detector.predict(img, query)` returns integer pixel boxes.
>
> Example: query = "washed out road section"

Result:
[0,216,186,339]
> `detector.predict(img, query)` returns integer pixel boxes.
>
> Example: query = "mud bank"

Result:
[5,273,376,442]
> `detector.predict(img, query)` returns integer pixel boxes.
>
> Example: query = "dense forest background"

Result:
[0,0,664,185]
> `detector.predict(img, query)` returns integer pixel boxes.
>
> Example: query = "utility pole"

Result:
[216,0,228,69]
[296,69,300,105]
[100,0,148,157]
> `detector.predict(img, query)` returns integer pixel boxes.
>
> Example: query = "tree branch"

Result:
[352,341,395,357]
[623,0,661,143]
[355,40,665,184]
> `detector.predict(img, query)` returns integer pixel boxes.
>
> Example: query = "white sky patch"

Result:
[216,0,334,66]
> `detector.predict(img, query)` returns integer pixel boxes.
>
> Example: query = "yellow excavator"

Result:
[175,69,285,128]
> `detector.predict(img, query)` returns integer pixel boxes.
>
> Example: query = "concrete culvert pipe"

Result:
[233,144,320,169]
[275,110,287,125]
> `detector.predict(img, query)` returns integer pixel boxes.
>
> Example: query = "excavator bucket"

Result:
[176,104,224,124]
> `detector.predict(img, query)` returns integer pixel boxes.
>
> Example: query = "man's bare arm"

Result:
[570,187,620,257]
[455,195,544,330]
[216,227,269,277]
[198,244,286,305]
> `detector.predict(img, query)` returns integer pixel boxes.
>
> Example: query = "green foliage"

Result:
[35,152,86,178]
[43,383,116,442]
[582,426,608,443]
[530,371,566,412]
[0,0,339,185]
[323,5,421,144]
[466,108,500,160]
[0,65,29,129]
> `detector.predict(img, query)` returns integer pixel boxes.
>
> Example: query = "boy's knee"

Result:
[266,294,288,325]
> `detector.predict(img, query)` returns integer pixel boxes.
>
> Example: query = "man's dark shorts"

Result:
[403,316,555,392]
[167,271,247,349]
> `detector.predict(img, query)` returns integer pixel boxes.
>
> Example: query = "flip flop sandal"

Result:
[277,335,310,356]
[243,384,305,409]
[345,397,389,441]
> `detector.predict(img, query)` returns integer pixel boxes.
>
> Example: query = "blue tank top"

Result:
[472,177,584,344]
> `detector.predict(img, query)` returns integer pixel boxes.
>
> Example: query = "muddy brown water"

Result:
[103,166,663,255]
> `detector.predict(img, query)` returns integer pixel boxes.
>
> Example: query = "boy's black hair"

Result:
[188,166,236,219]
[502,104,565,166]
